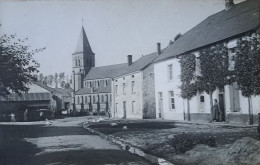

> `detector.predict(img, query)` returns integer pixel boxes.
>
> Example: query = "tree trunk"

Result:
[248,96,253,125]
[187,99,191,121]
[210,92,213,121]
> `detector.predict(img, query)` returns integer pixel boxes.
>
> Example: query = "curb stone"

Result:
[82,122,174,165]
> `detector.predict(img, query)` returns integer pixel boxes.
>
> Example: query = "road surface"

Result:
[0,117,151,165]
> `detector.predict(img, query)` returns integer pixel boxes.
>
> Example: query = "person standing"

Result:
[24,108,28,122]
[213,99,220,122]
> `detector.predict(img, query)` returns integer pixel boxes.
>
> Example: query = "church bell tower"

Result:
[72,26,95,91]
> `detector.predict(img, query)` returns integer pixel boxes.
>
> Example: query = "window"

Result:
[85,96,88,104]
[77,96,80,104]
[123,83,126,94]
[75,59,78,66]
[116,103,118,113]
[78,59,81,66]
[85,81,87,87]
[101,95,104,103]
[93,96,96,103]
[131,81,135,93]
[196,57,201,76]
[132,101,135,113]
[169,91,175,110]
[168,64,173,81]
[115,85,118,94]
[200,96,204,102]
[105,80,108,87]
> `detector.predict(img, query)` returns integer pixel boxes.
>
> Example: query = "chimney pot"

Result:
[157,43,161,56]
[225,0,234,10]
[127,55,132,65]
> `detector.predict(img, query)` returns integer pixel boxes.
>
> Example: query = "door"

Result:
[158,92,163,119]
[123,101,126,118]
[219,94,225,122]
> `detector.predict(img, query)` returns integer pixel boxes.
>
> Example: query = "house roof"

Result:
[54,88,72,97]
[155,0,259,62]
[0,92,52,102]
[116,52,158,77]
[33,81,57,93]
[76,86,111,95]
[84,52,158,80]
[84,63,128,80]
[73,26,94,55]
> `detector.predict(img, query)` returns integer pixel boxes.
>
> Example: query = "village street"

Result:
[0,117,150,165]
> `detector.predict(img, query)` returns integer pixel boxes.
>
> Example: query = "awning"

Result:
[0,92,52,102]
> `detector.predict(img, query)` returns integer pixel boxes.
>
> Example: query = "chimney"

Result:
[157,42,161,56]
[127,55,132,65]
[225,0,234,10]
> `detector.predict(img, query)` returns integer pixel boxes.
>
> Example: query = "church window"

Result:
[93,96,96,103]
[77,96,80,104]
[85,96,88,104]
[101,95,104,103]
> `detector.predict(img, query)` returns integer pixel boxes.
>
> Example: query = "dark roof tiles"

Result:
[155,0,259,62]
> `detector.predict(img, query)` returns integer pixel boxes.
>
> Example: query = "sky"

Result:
[0,0,245,77]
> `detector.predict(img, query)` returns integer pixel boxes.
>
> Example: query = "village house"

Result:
[0,81,71,121]
[112,51,157,119]
[153,0,259,124]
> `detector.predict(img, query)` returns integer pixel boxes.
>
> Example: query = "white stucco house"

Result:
[154,0,259,124]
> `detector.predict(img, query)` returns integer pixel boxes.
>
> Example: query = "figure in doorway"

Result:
[213,99,220,122]
[24,108,28,122]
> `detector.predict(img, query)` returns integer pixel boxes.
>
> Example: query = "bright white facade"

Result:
[154,38,260,124]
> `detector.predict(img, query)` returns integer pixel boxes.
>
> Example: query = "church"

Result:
[72,27,157,119]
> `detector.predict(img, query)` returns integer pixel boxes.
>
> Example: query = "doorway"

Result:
[219,93,225,122]
[158,92,163,119]
[123,101,126,118]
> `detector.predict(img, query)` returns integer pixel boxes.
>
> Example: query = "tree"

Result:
[47,75,54,86]
[0,34,45,96]
[59,72,65,86]
[198,43,229,121]
[235,33,260,124]
[179,53,196,121]
[54,73,58,88]
[64,82,71,89]
[38,73,44,82]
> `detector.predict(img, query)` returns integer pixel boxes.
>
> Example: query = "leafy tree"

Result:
[47,75,53,86]
[179,53,196,121]
[235,33,260,124]
[38,73,44,82]
[198,43,229,120]
[0,34,45,96]
[64,82,71,89]
[59,72,65,85]
[54,73,58,88]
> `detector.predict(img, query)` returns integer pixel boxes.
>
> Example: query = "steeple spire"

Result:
[73,26,94,55]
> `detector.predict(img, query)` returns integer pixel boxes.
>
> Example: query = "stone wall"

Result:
[142,64,156,119]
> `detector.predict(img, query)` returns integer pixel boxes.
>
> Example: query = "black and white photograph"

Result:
[0,0,259,164]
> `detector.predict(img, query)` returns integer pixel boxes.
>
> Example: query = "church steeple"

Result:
[72,26,95,91]
[73,26,94,55]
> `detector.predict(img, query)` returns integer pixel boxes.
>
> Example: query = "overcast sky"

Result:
[0,0,244,77]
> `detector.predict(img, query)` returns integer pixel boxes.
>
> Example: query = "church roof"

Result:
[73,26,94,55]
[76,86,111,95]
[155,0,259,62]
[84,63,129,80]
